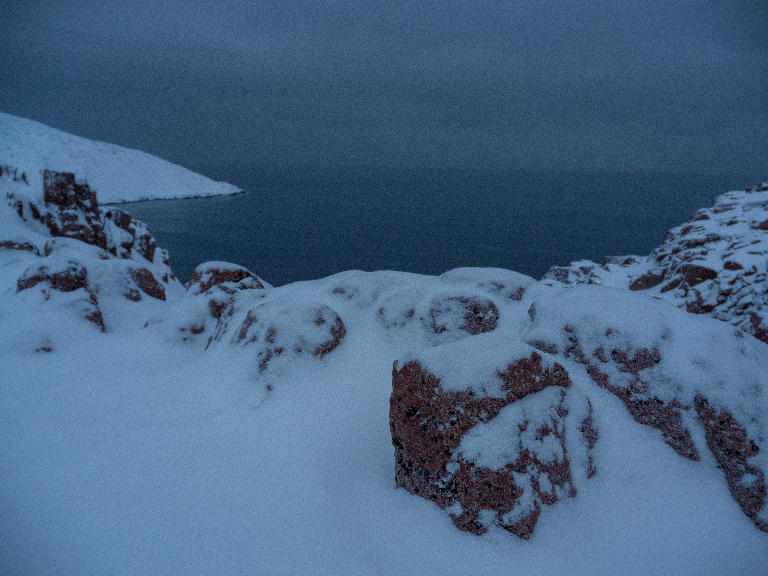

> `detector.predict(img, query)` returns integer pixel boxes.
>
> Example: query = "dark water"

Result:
[124,168,747,286]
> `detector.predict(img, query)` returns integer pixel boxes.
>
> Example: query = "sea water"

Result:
[125,168,746,286]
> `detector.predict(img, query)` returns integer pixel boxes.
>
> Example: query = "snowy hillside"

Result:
[1,168,767,576]
[0,112,241,203]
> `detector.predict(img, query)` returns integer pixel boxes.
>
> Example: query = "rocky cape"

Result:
[2,166,767,551]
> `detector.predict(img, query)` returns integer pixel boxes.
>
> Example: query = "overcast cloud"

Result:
[1,0,766,181]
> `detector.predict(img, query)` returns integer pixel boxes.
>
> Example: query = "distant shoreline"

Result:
[102,189,246,206]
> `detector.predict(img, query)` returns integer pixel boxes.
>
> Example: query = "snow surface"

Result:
[0,112,241,203]
[1,142,767,575]
[2,267,767,576]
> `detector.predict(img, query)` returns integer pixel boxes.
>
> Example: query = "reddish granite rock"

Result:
[543,324,700,461]
[35,170,107,249]
[131,268,166,301]
[0,240,39,254]
[102,207,166,264]
[187,261,266,295]
[695,395,767,531]
[524,286,768,532]
[378,291,503,347]
[6,170,171,269]
[427,296,499,336]
[16,260,105,331]
[179,262,269,334]
[390,350,575,537]
[3,169,176,333]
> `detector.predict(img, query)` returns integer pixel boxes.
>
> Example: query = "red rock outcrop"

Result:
[523,287,768,533]
[131,268,166,301]
[187,262,266,295]
[427,296,499,336]
[1,240,39,254]
[553,326,700,461]
[187,261,266,319]
[102,207,168,265]
[16,260,105,331]
[390,351,574,537]
[378,292,503,347]
[3,168,177,332]
[35,170,108,249]
[695,395,767,531]
[7,170,171,269]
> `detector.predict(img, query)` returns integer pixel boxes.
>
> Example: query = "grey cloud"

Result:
[0,0,765,177]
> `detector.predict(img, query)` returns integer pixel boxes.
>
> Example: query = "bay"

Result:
[124,168,746,287]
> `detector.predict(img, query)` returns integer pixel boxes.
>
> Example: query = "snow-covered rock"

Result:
[0,112,241,203]
[391,343,575,538]
[525,286,768,532]
[2,167,179,334]
[543,182,768,344]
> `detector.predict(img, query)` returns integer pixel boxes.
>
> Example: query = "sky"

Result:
[1,0,766,182]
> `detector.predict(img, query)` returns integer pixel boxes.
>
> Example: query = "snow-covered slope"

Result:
[543,182,768,343]
[0,112,241,203]
[1,169,767,575]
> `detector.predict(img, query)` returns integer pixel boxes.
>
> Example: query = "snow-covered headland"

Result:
[1,125,767,574]
[0,112,241,203]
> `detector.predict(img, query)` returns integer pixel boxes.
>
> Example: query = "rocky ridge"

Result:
[543,182,768,344]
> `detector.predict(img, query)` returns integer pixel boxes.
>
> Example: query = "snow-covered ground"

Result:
[1,136,767,574]
[0,112,241,203]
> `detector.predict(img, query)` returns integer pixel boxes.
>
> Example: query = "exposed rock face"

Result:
[695,395,767,531]
[428,296,499,336]
[1,240,39,254]
[188,261,266,318]
[523,286,768,533]
[131,268,166,301]
[175,262,269,338]
[555,326,699,461]
[7,169,171,268]
[378,292,505,348]
[543,183,768,344]
[391,348,576,538]
[102,207,169,265]
[4,165,768,541]
[392,284,768,538]
[36,170,107,249]
[187,261,266,295]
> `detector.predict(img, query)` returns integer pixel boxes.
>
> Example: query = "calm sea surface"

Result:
[124,168,747,287]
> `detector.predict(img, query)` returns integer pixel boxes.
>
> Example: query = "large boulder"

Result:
[391,335,587,538]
